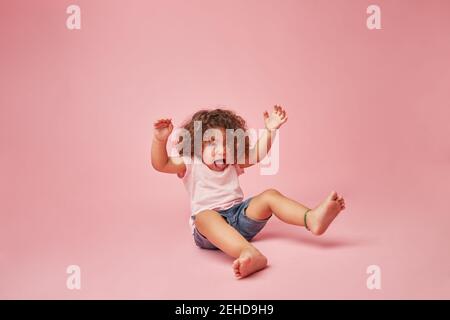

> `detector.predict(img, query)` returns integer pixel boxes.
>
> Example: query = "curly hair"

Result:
[177,108,250,161]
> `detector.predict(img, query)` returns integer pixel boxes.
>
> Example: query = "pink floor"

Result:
[1,160,449,299]
[1,0,450,299]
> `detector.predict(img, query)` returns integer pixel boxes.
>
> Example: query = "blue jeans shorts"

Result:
[192,197,272,250]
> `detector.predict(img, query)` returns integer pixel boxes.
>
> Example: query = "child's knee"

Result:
[194,210,218,228]
[261,188,281,200]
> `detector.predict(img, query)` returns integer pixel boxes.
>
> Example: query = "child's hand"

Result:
[153,118,173,142]
[263,105,288,130]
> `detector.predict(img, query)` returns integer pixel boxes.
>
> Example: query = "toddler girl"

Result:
[151,105,346,279]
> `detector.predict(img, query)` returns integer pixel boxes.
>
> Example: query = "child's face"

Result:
[202,127,232,171]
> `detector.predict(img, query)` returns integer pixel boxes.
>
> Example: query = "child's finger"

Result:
[154,122,168,128]
[275,106,281,115]
[154,119,166,125]
[154,119,172,127]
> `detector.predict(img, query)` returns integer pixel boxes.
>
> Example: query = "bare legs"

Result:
[194,190,346,279]
[194,210,268,279]
[246,189,345,235]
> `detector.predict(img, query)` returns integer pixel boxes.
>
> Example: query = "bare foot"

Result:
[232,247,268,279]
[308,191,346,235]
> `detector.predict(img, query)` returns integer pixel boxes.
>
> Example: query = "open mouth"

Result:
[213,159,228,170]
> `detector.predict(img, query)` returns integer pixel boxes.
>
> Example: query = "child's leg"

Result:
[246,189,345,235]
[194,210,268,279]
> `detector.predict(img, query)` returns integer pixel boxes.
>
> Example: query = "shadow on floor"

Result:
[253,228,370,249]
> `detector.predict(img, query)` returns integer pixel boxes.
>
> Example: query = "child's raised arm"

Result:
[239,105,288,168]
[151,118,186,175]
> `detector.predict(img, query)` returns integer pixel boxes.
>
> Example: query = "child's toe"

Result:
[232,260,241,273]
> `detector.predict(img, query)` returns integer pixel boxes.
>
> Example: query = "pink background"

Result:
[1,0,449,299]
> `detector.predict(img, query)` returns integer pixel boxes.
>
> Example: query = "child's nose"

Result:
[215,145,225,157]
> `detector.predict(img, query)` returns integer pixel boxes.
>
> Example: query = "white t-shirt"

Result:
[177,155,245,233]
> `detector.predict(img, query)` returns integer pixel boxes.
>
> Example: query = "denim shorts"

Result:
[192,197,272,249]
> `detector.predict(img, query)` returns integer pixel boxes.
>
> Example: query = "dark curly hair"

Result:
[177,108,250,161]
